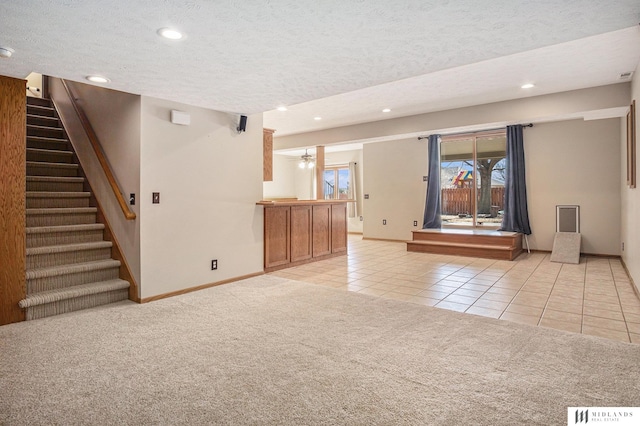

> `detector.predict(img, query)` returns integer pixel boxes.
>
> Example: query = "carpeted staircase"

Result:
[18,96,130,320]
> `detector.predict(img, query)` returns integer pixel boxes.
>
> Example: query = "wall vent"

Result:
[620,71,633,80]
[556,205,580,233]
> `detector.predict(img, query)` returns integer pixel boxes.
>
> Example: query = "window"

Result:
[323,167,350,200]
[440,132,506,228]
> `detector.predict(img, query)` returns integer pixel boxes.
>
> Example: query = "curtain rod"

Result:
[417,123,533,140]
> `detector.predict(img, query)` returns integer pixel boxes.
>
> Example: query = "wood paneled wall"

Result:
[263,128,275,181]
[0,76,26,325]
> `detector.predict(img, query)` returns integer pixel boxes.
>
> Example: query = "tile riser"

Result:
[27,230,104,248]
[25,289,129,320]
[27,213,97,227]
[28,268,120,293]
[27,248,112,269]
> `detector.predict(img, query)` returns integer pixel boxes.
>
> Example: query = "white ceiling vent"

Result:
[619,71,634,80]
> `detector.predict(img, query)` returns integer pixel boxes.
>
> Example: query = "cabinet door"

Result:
[312,204,331,258]
[291,205,312,262]
[264,207,290,268]
[331,203,347,253]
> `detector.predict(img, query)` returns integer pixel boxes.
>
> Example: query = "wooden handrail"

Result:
[60,79,136,220]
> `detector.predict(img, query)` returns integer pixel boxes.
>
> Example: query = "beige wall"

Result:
[325,149,364,233]
[139,97,263,299]
[263,153,297,198]
[275,84,630,150]
[621,66,640,291]
[363,138,428,240]
[358,118,621,254]
[525,119,621,255]
[67,82,142,287]
[266,149,365,232]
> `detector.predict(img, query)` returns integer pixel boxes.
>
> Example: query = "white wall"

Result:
[621,66,640,290]
[139,97,263,299]
[68,82,142,287]
[363,138,428,240]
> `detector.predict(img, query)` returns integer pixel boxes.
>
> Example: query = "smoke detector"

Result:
[0,47,14,59]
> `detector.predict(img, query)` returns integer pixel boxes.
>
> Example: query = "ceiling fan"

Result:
[298,149,315,169]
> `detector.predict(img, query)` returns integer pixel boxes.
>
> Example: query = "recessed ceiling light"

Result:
[277,106,288,112]
[0,47,14,59]
[382,108,391,113]
[314,116,322,121]
[86,75,110,83]
[158,28,183,40]
[521,83,535,89]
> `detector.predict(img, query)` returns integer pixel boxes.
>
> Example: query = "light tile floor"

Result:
[269,235,640,344]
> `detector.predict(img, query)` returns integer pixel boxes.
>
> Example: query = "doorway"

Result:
[440,132,506,228]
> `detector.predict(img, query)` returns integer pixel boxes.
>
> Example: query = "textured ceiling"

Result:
[1,1,639,135]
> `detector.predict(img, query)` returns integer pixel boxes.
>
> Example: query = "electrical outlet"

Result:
[211,259,218,270]
[382,219,387,225]
[622,242,625,251]
[364,194,369,199]
[359,216,363,221]
[129,193,135,205]
[152,192,160,204]
[423,176,428,182]
[413,220,418,226]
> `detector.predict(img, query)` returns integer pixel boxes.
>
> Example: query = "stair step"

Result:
[26,259,121,293]
[26,97,53,107]
[27,103,56,117]
[27,223,105,248]
[27,176,85,192]
[27,136,69,150]
[406,240,521,261]
[27,241,113,269]
[26,147,74,164]
[27,124,65,138]
[27,114,60,128]
[18,279,130,320]
[26,192,91,208]
[27,161,78,177]
[27,207,97,227]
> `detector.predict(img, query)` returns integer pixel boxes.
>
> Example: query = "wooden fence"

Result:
[441,187,505,215]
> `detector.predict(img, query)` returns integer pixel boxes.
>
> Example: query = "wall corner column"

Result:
[0,76,27,325]
[315,145,325,199]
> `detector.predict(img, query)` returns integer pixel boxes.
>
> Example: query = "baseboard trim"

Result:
[362,237,407,243]
[620,258,640,299]
[527,249,620,259]
[140,271,264,303]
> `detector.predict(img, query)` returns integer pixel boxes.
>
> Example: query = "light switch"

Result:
[152,192,160,204]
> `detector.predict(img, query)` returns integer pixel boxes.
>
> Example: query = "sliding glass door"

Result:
[440,133,506,228]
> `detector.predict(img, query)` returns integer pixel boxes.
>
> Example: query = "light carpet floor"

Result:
[1,275,639,425]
